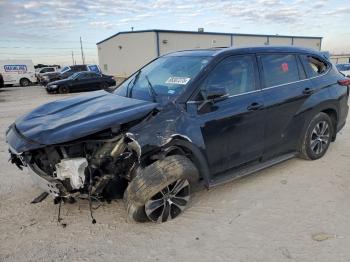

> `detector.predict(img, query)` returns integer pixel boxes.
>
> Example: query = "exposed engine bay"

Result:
[14,130,142,202]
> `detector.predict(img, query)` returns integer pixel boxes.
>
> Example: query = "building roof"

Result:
[96,29,323,45]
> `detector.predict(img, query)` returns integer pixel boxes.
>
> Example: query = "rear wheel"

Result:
[20,78,30,87]
[100,82,109,90]
[124,155,199,223]
[58,86,69,94]
[300,112,334,160]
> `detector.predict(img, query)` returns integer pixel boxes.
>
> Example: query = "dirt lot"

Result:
[0,86,350,262]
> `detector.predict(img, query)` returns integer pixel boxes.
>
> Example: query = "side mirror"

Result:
[206,87,228,100]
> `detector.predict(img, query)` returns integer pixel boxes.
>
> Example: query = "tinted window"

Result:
[78,73,91,79]
[88,73,99,78]
[47,68,55,72]
[261,54,300,87]
[200,55,256,97]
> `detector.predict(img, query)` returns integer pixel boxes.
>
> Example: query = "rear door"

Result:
[258,53,311,159]
[87,73,102,90]
[195,55,265,175]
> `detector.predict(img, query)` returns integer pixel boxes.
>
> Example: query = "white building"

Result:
[330,54,350,64]
[97,29,322,78]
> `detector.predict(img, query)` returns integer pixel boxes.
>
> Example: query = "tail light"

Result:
[338,78,350,86]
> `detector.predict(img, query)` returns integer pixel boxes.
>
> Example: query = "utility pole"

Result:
[71,51,75,65]
[80,36,85,65]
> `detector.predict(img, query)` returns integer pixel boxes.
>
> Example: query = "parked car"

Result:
[0,73,3,88]
[6,46,349,223]
[0,60,36,86]
[35,66,59,82]
[46,71,116,93]
[41,64,101,85]
[336,63,350,77]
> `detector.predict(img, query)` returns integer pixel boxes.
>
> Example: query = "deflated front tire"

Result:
[123,155,199,223]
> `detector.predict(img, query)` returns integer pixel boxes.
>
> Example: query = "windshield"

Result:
[60,66,70,74]
[114,56,211,103]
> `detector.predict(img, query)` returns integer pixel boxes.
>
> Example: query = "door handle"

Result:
[247,102,263,111]
[303,88,314,95]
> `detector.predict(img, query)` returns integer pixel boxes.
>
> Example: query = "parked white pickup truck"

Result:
[0,60,37,86]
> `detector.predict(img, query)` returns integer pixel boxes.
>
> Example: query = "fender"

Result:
[163,138,211,186]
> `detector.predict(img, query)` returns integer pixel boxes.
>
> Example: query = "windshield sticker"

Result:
[166,77,191,85]
[168,90,176,94]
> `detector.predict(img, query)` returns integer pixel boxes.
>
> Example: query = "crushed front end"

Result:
[6,124,142,203]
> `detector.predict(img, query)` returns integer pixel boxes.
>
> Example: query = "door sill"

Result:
[208,152,296,188]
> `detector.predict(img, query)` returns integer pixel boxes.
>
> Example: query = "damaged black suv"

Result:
[6,46,349,223]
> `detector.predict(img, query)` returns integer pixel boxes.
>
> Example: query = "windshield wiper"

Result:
[127,69,142,98]
[145,75,157,102]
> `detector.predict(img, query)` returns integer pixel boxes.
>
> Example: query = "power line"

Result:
[0,46,96,49]
[0,39,97,44]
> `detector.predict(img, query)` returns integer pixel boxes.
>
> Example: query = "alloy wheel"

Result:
[310,120,330,155]
[145,179,190,223]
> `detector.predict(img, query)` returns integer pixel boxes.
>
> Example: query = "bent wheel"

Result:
[124,155,199,223]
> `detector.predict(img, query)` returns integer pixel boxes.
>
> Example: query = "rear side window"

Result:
[201,55,256,96]
[301,55,329,77]
[88,73,99,78]
[260,54,300,87]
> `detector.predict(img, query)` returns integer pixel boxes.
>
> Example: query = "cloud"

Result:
[323,5,350,15]
[1,0,349,62]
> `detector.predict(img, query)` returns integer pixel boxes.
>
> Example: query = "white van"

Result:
[0,60,37,86]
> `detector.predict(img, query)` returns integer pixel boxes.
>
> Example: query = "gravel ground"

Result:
[0,86,350,262]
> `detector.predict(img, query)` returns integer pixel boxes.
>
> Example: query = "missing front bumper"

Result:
[26,164,68,198]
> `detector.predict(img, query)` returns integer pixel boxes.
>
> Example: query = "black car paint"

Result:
[6,46,349,188]
[46,73,115,93]
[7,91,157,152]
[124,47,349,184]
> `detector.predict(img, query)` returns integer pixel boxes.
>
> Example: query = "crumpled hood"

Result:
[14,90,157,147]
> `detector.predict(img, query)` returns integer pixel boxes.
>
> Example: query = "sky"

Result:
[0,0,349,65]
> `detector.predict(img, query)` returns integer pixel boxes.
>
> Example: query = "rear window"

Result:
[260,54,300,87]
[301,55,329,77]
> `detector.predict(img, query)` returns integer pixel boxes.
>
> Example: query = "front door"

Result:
[195,55,265,175]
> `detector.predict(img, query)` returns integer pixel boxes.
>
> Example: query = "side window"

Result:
[88,73,98,78]
[200,55,256,97]
[78,73,89,80]
[260,54,300,87]
[47,68,55,72]
[301,55,329,77]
